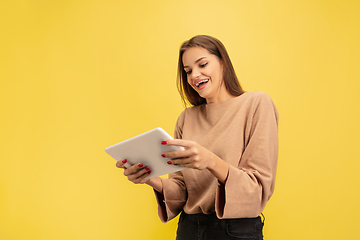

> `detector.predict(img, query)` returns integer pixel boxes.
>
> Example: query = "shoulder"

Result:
[227,91,275,112]
[175,106,196,126]
[242,91,273,102]
[175,109,186,126]
[248,92,279,124]
[240,91,276,107]
[178,103,204,118]
[239,91,278,119]
[174,106,203,138]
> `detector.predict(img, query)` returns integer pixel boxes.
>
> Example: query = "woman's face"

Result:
[182,47,231,104]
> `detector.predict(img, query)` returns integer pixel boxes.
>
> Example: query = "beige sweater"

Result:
[155,91,279,222]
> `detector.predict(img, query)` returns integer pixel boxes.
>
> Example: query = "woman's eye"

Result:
[185,70,192,75]
[200,62,208,68]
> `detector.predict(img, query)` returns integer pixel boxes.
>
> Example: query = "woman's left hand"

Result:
[161,139,216,170]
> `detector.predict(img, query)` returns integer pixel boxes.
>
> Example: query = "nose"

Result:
[191,68,201,79]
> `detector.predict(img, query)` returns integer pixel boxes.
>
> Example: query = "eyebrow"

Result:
[184,57,206,68]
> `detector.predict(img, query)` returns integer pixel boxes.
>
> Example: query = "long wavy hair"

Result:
[177,35,245,107]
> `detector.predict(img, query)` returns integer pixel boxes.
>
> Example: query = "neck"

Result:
[206,89,235,104]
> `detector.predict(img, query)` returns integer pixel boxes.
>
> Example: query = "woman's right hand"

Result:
[115,159,151,184]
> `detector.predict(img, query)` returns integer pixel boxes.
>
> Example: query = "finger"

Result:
[124,163,144,176]
[162,139,195,148]
[170,158,203,169]
[133,171,151,184]
[168,156,194,166]
[140,178,150,184]
[162,147,197,159]
[128,167,152,183]
[116,159,129,168]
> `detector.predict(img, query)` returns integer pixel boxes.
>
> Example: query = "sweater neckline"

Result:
[197,92,249,124]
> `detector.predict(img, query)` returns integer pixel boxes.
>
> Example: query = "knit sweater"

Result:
[154,91,279,222]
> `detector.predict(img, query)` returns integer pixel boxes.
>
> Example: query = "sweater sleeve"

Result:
[154,110,187,223]
[215,93,279,218]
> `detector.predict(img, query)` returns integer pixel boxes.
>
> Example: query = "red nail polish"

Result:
[122,159,127,163]
[161,141,167,145]
[138,163,143,168]
[146,167,150,171]
[167,161,172,164]
[148,171,151,174]
[161,154,166,158]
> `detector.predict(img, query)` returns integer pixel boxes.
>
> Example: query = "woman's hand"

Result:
[116,159,164,193]
[115,159,151,184]
[161,139,216,170]
[161,139,229,183]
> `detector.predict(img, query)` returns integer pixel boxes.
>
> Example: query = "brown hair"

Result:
[177,35,245,107]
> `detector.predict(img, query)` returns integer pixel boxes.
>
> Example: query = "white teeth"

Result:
[195,79,209,87]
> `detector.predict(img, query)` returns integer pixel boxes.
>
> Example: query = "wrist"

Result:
[146,176,163,194]
[207,154,229,184]
[207,153,218,171]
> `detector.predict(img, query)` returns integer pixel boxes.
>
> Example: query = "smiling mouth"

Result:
[195,79,209,87]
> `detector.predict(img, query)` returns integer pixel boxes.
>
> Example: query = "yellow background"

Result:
[1,0,359,239]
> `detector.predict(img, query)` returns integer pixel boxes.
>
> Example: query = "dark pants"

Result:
[176,211,264,240]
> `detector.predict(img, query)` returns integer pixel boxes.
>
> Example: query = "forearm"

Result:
[207,154,229,184]
[145,176,163,194]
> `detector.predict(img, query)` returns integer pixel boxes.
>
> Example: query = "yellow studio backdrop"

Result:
[1,0,359,239]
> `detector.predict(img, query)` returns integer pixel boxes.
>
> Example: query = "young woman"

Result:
[116,35,279,240]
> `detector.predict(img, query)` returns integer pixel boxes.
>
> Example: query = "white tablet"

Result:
[105,127,187,179]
